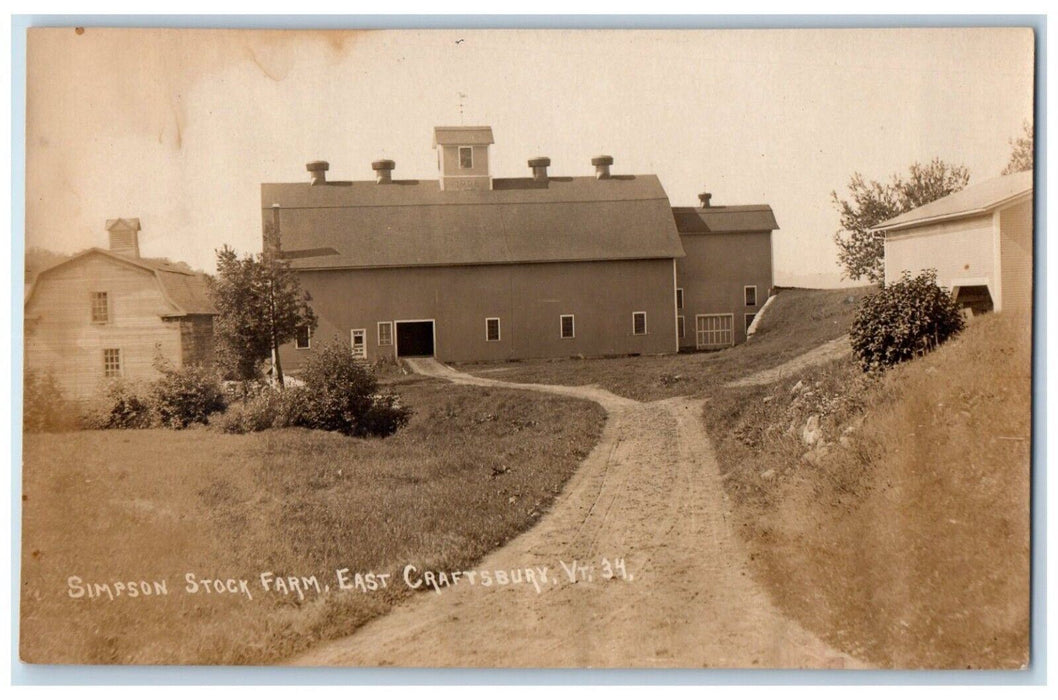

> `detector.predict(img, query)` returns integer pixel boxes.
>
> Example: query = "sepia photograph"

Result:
[17,23,1036,671]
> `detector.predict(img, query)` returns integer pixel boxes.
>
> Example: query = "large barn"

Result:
[263,126,776,368]
[875,170,1033,315]
[24,219,216,400]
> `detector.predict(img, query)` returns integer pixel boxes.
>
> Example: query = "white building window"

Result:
[91,291,109,324]
[295,325,311,350]
[678,315,685,339]
[744,285,758,307]
[378,321,393,346]
[103,348,121,378]
[351,329,366,359]
[560,314,575,339]
[633,311,647,335]
[745,313,756,332]
[676,288,684,310]
[459,146,473,169]
[696,314,734,349]
[486,317,501,342]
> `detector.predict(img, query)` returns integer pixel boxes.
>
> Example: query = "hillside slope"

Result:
[704,312,1032,668]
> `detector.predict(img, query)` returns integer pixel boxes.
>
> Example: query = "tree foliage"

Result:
[849,270,966,371]
[208,246,317,384]
[1002,120,1034,175]
[832,159,970,284]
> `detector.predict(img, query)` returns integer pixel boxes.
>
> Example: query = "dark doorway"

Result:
[953,286,994,316]
[396,321,435,357]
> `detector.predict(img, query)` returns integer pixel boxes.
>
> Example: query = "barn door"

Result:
[696,314,734,349]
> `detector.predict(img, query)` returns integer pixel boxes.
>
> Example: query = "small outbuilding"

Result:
[874,170,1033,314]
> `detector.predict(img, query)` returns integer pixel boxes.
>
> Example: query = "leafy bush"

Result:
[82,380,155,430]
[23,370,78,432]
[214,386,311,434]
[298,341,411,437]
[850,270,965,371]
[150,364,226,429]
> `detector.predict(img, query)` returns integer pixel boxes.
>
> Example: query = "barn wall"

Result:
[675,231,773,349]
[883,214,995,298]
[24,255,183,401]
[279,259,678,369]
[999,199,1033,314]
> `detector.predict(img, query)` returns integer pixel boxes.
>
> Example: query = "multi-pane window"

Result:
[459,146,473,169]
[745,313,757,333]
[677,315,685,339]
[103,348,121,378]
[676,288,684,310]
[351,329,367,359]
[378,321,393,346]
[295,325,311,350]
[632,312,647,335]
[560,314,575,339]
[744,285,758,307]
[486,317,501,342]
[696,314,734,349]
[91,291,109,324]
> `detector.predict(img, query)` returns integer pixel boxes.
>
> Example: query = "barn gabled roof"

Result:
[873,170,1034,233]
[672,204,780,234]
[262,175,685,270]
[25,248,216,316]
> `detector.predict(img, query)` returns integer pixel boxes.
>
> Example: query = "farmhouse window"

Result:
[744,285,757,307]
[560,314,575,339]
[459,146,473,169]
[745,313,756,332]
[486,317,501,342]
[676,288,684,309]
[91,292,109,324]
[103,348,121,377]
[378,321,393,346]
[633,312,647,335]
[295,325,311,350]
[350,329,367,359]
[678,315,685,339]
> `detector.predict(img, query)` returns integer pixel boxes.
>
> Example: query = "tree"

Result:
[1002,120,1033,175]
[208,246,317,386]
[832,159,970,284]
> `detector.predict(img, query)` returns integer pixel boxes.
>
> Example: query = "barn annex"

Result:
[24,219,216,400]
[874,170,1033,315]
[262,126,777,368]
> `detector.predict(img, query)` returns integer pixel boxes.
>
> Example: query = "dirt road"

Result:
[291,359,865,668]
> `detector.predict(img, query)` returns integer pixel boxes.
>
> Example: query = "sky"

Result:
[24,27,1035,288]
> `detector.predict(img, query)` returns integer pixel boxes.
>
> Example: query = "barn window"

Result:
[560,314,575,339]
[350,329,366,359]
[633,312,647,335]
[696,314,734,349]
[459,146,473,169]
[676,288,684,310]
[678,315,685,339]
[745,313,756,333]
[378,321,393,346]
[91,291,109,324]
[744,285,758,307]
[295,325,311,350]
[103,348,121,377]
[486,317,501,342]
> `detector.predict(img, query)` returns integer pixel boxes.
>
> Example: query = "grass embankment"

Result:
[462,287,875,401]
[704,312,1031,668]
[20,376,605,664]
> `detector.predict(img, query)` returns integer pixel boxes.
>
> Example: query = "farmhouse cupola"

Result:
[592,155,614,180]
[105,218,141,258]
[306,160,329,185]
[698,192,713,208]
[433,125,494,191]
[373,159,395,184]
[528,157,551,182]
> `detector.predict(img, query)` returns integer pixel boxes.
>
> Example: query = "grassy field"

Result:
[703,312,1032,668]
[20,376,605,664]
[461,286,875,401]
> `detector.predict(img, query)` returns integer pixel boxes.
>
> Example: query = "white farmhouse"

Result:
[874,170,1033,314]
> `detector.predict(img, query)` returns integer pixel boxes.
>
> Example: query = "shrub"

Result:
[150,364,226,429]
[82,379,155,430]
[215,385,311,434]
[23,370,78,432]
[849,270,965,371]
[298,341,412,437]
